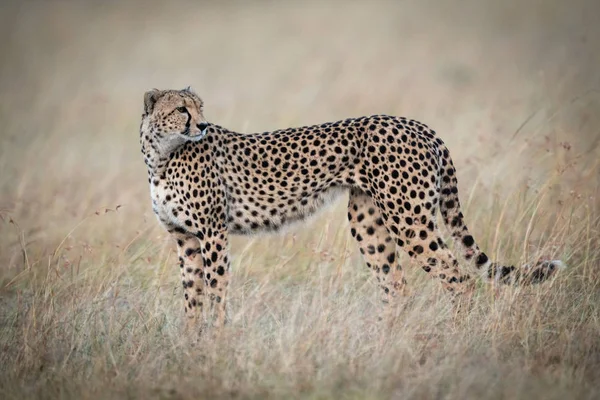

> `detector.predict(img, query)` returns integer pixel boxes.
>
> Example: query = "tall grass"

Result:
[1,0,599,398]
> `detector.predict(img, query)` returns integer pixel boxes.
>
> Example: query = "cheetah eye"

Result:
[176,106,187,113]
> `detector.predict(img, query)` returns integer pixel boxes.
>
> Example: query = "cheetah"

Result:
[139,87,564,327]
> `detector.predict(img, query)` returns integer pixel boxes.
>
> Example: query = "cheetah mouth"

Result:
[182,127,208,141]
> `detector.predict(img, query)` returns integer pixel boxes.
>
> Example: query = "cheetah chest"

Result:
[150,181,183,231]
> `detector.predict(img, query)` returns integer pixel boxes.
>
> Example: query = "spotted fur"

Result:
[140,88,564,327]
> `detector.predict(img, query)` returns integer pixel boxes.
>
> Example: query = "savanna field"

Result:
[1,1,599,398]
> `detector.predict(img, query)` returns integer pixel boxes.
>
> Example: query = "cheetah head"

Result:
[141,87,209,154]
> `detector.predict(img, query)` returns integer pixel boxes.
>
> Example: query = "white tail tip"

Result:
[548,260,567,270]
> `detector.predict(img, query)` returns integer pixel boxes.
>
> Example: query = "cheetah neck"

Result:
[140,128,187,179]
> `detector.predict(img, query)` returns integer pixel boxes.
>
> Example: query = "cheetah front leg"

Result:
[170,231,206,330]
[195,227,230,329]
[171,227,230,331]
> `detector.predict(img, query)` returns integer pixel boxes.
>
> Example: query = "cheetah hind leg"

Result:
[347,189,408,304]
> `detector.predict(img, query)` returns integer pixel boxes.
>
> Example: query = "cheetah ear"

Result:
[144,89,162,115]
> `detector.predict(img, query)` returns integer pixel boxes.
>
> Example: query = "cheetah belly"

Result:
[227,186,346,235]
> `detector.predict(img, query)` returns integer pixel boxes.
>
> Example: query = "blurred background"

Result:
[1,0,598,259]
[0,1,599,397]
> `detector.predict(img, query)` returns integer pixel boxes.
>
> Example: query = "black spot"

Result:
[476,253,489,266]
[463,235,474,247]
[387,253,395,264]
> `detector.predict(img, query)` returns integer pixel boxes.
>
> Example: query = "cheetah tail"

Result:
[437,146,565,285]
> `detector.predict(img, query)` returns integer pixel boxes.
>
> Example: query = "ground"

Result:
[0,0,599,399]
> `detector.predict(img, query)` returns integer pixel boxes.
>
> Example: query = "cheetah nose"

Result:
[197,122,209,131]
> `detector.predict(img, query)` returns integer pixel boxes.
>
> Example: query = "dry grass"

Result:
[1,0,600,398]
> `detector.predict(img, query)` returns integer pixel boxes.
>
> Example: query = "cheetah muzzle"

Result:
[139,87,565,329]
